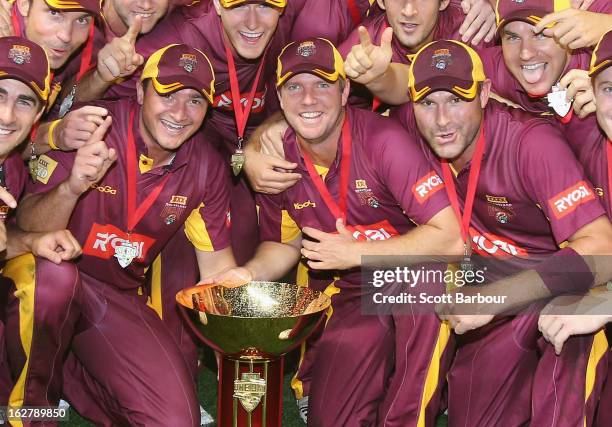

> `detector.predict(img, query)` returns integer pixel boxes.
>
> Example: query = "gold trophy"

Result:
[176,281,330,427]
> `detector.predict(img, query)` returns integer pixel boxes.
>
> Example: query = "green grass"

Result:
[60,348,448,426]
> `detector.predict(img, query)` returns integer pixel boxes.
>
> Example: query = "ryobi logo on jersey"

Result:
[350,220,399,242]
[213,90,266,113]
[83,223,155,263]
[412,171,444,204]
[549,181,596,219]
[469,228,528,259]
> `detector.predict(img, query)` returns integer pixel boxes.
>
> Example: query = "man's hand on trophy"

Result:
[199,267,253,288]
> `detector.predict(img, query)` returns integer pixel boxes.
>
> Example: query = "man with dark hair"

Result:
[8,44,236,426]
[0,35,81,409]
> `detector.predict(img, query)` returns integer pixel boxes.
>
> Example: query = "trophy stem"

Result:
[219,352,284,427]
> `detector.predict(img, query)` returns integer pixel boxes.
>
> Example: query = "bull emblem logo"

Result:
[432,48,452,71]
[9,45,31,65]
[179,54,198,73]
[297,41,316,57]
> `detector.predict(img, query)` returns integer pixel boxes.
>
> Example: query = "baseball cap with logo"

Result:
[276,38,345,87]
[219,0,286,9]
[0,37,51,103]
[44,0,101,14]
[141,44,215,103]
[495,0,571,30]
[589,29,612,78]
[408,40,486,102]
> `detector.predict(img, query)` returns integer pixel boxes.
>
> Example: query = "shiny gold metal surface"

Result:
[176,281,331,356]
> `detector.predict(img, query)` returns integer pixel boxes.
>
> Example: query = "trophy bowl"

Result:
[176,281,331,356]
[177,281,331,427]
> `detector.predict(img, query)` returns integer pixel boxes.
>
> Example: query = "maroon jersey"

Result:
[392,100,606,273]
[26,98,231,290]
[285,0,376,45]
[566,123,612,220]
[257,106,450,289]
[338,1,466,64]
[0,152,27,223]
[108,2,290,156]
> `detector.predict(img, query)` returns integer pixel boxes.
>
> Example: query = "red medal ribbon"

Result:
[347,0,362,26]
[300,115,352,221]
[126,106,171,232]
[224,38,266,145]
[440,126,486,244]
[11,7,20,35]
[607,139,612,216]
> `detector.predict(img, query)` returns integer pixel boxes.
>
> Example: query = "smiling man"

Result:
[391,39,612,427]
[7,44,237,426]
[0,36,82,412]
[537,29,612,427]
[205,37,463,427]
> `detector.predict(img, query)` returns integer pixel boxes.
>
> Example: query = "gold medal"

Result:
[460,241,473,272]
[231,149,245,176]
[28,157,38,182]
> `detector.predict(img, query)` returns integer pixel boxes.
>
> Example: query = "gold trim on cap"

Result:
[220,0,286,8]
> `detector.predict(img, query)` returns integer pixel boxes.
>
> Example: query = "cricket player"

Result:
[201,37,464,426]
[342,0,612,120]
[393,39,612,426]
[0,0,105,162]
[0,36,82,407]
[7,44,236,426]
[338,0,495,110]
[242,0,499,194]
[537,29,612,427]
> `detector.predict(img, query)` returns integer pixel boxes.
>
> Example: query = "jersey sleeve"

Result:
[375,120,450,224]
[517,122,606,244]
[184,150,231,252]
[256,193,300,244]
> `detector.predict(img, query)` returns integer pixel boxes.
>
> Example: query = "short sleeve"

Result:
[518,123,606,244]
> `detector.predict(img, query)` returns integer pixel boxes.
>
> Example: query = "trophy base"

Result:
[218,349,284,427]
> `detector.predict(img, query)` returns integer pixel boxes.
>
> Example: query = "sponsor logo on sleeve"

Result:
[548,181,596,219]
[35,155,58,184]
[412,171,444,204]
[83,223,155,263]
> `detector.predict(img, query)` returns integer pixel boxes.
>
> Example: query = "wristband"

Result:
[534,247,594,295]
[47,119,61,150]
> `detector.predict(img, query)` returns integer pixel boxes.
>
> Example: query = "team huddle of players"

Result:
[0,0,611,426]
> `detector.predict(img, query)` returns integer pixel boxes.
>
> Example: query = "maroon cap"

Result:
[0,37,51,103]
[495,0,570,30]
[590,29,612,77]
[408,40,485,102]
[45,0,101,14]
[141,44,215,103]
[276,38,345,87]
